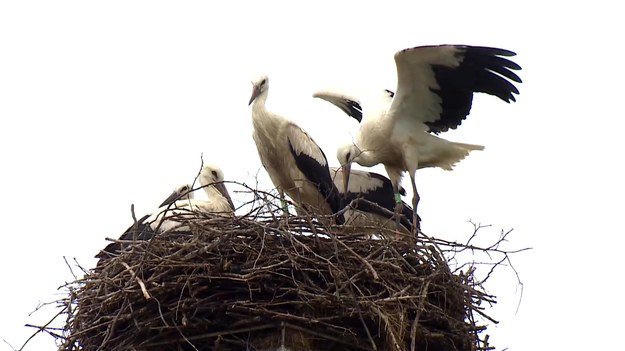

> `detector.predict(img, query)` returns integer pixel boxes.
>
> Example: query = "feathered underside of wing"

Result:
[392,44,522,134]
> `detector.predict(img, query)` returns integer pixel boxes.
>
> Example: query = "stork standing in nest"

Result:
[314,44,522,232]
[248,75,344,224]
[96,163,234,260]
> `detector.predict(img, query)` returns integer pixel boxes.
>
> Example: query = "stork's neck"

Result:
[251,90,286,135]
[251,91,269,114]
[355,150,380,167]
[203,184,222,200]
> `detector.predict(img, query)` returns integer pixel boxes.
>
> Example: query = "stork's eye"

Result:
[346,152,351,161]
[212,170,218,178]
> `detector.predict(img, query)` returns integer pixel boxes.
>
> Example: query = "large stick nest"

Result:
[56,201,502,351]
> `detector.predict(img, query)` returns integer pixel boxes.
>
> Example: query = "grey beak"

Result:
[159,184,191,207]
[215,182,235,211]
[342,162,352,194]
[248,84,260,105]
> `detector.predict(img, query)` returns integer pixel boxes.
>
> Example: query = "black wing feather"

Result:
[344,100,363,122]
[343,170,418,231]
[366,171,406,196]
[314,93,363,122]
[288,138,345,224]
[345,191,419,232]
[95,214,155,260]
[332,98,363,122]
[426,45,522,134]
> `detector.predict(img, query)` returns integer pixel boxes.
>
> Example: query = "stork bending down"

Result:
[315,45,522,232]
[248,75,344,224]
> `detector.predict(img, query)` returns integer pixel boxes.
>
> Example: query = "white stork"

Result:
[331,167,418,236]
[96,163,234,260]
[314,45,522,231]
[248,75,344,224]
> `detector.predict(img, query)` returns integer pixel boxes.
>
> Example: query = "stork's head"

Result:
[336,144,360,166]
[157,183,194,208]
[199,163,235,211]
[173,183,194,200]
[248,75,269,105]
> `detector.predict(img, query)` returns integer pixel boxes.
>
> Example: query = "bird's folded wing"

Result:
[331,168,416,230]
[286,124,343,215]
[286,124,329,168]
[330,167,406,196]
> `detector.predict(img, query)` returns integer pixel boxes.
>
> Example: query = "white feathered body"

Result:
[251,100,334,215]
[147,190,232,233]
[357,104,484,179]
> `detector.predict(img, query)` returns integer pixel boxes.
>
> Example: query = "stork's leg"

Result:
[393,192,403,227]
[279,190,289,219]
[408,173,421,234]
[393,184,404,239]
[385,166,405,240]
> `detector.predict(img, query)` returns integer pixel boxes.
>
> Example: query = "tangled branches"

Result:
[20,186,527,351]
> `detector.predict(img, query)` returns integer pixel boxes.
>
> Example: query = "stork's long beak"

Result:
[159,184,192,207]
[248,84,260,105]
[341,162,352,194]
[215,182,235,211]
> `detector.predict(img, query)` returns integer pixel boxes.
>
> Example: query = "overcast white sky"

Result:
[1,1,623,350]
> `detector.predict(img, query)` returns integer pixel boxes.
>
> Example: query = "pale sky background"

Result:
[1,1,623,350]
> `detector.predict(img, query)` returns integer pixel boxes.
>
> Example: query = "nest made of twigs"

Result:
[57,203,497,351]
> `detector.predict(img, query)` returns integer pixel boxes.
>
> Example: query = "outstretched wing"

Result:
[391,45,522,134]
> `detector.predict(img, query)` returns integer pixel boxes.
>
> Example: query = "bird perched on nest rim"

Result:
[96,162,235,261]
[248,75,344,225]
[314,44,522,232]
